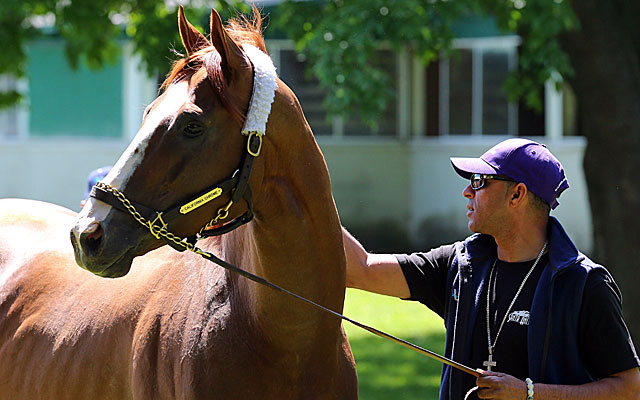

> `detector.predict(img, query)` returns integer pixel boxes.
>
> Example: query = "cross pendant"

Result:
[483,353,496,371]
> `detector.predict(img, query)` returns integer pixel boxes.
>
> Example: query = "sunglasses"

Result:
[470,174,515,190]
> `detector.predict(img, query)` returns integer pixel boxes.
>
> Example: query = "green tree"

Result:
[0,0,246,108]
[277,0,640,341]
[276,0,576,125]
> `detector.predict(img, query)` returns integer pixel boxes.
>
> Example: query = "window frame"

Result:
[438,35,521,137]
[266,39,409,140]
[0,75,29,140]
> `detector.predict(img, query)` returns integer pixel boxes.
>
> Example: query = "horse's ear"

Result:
[178,5,209,56]
[209,8,247,79]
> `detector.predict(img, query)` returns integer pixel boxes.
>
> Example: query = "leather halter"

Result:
[92,44,272,249]
[90,132,262,251]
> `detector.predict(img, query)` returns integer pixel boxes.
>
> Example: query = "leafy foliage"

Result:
[484,0,579,110]
[0,0,579,121]
[277,0,579,125]
[276,0,462,126]
[0,0,246,109]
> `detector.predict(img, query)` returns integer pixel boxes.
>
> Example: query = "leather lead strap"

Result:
[197,247,481,378]
[87,132,480,377]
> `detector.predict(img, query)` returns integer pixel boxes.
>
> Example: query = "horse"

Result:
[0,7,358,399]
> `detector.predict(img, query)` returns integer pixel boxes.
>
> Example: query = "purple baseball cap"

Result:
[450,138,569,209]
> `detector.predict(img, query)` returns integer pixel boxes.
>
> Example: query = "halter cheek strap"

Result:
[90,132,262,251]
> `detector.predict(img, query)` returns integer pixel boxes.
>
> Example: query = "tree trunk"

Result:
[560,0,640,341]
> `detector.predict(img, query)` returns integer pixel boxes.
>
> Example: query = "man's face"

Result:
[463,177,513,235]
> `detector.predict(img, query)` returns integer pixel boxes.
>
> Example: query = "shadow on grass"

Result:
[349,331,446,399]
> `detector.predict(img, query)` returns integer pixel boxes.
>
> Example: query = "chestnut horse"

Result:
[0,8,357,399]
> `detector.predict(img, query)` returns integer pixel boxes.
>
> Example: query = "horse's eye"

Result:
[184,121,204,138]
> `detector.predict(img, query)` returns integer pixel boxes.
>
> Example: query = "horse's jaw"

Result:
[71,237,136,278]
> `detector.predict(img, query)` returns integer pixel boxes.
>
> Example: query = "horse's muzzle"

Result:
[70,207,139,278]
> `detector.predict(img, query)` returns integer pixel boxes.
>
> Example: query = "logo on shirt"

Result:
[507,310,530,326]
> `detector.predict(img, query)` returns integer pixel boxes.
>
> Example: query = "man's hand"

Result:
[476,370,527,400]
[475,367,640,400]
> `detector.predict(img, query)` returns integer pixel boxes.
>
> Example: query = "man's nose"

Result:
[463,185,474,199]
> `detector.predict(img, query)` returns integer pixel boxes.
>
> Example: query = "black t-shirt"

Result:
[397,244,640,397]
[469,254,549,380]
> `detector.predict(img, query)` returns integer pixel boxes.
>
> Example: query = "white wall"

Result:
[0,134,591,252]
[320,136,592,253]
[0,139,128,212]
[0,38,591,252]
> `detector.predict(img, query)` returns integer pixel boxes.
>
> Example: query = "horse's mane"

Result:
[160,9,267,124]
[225,10,267,53]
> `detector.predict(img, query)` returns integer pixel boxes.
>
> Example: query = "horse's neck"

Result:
[220,135,346,350]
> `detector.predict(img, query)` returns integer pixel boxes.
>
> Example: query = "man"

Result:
[343,138,640,399]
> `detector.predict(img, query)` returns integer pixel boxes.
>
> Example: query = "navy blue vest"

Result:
[439,217,616,400]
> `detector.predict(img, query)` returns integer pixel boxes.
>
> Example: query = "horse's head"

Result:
[71,7,272,277]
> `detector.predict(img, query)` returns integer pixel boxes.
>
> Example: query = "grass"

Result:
[343,289,446,399]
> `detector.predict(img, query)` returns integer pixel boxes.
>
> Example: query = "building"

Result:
[0,15,590,253]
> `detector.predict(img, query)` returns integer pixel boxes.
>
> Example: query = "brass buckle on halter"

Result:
[215,200,234,222]
[199,200,234,235]
[247,131,262,157]
[148,212,169,239]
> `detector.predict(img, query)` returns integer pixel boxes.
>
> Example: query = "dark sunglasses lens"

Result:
[471,175,484,189]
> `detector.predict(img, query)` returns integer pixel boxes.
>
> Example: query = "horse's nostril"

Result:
[82,222,103,253]
[87,225,103,241]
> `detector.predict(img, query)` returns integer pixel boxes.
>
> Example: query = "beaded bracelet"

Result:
[525,378,534,400]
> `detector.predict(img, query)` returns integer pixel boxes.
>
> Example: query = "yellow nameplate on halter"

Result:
[180,188,223,214]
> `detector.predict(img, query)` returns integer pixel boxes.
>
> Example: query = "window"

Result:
[343,50,398,137]
[276,47,332,136]
[447,49,473,135]
[268,36,564,140]
[0,75,26,139]
[482,48,512,134]
[268,41,400,138]
[426,36,522,137]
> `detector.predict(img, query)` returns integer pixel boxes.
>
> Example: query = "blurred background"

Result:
[1,1,638,398]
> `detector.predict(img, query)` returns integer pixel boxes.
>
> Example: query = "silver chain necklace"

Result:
[483,241,548,371]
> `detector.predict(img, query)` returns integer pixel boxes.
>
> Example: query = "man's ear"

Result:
[510,183,528,205]
[178,5,210,56]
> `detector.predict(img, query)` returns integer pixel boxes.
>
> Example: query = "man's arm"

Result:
[342,227,411,298]
[475,367,640,400]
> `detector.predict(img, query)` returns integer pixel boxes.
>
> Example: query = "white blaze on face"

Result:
[76,80,190,225]
[106,80,190,188]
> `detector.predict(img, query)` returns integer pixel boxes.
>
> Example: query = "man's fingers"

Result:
[476,387,496,399]
[476,371,503,387]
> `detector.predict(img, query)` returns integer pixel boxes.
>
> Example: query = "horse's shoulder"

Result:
[0,198,76,229]
[0,199,76,280]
